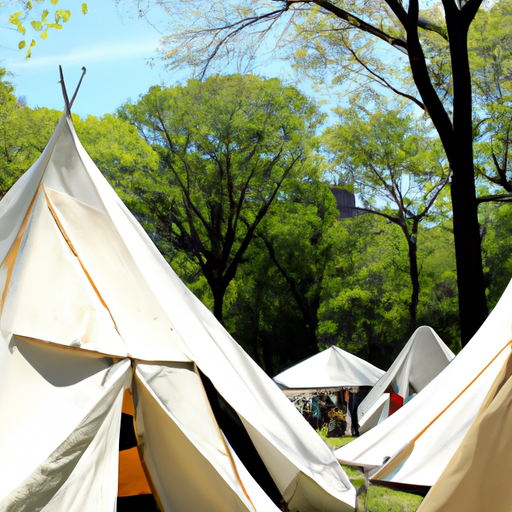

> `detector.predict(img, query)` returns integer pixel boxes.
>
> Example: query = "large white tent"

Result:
[335,279,512,490]
[417,350,512,512]
[0,111,356,512]
[273,346,384,390]
[357,326,455,434]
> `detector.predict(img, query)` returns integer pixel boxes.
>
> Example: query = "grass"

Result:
[317,429,424,512]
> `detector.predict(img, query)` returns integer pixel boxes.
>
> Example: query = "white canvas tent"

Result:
[335,279,512,490]
[0,111,356,512]
[273,346,384,389]
[417,350,512,512]
[357,326,455,434]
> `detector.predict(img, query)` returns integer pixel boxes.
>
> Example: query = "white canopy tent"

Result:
[273,346,384,390]
[357,326,455,434]
[0,112,356,512]
[335,279,512,490]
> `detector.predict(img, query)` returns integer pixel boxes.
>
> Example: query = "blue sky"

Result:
[0,1,335,121]
[0,0,182,118]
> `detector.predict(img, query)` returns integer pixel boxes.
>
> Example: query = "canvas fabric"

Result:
[417,351,512,512]
[273,346,384,389]
[357,326,454,433]
[0,114,356,512]
[335,280,512,488]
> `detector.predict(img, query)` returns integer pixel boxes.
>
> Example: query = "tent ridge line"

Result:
[42,185,124,341]
[372,337,512,481]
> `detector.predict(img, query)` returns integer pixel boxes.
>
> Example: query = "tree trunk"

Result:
[212,284,225,325]
[450,168,488,343]
[446,10,488,345]
[406,235,419,332]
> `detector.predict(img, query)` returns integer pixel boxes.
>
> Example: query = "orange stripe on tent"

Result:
[372,338,512,481]
[42,186,122,337]
[0,185,41,315]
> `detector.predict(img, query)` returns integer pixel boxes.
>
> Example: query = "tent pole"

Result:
[58,65,72,116]
[70,67,87,109]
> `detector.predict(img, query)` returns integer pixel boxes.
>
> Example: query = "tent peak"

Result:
[58,65,87,116]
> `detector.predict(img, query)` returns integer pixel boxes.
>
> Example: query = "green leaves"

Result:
[7,0,87,58]
[9,11,26,34]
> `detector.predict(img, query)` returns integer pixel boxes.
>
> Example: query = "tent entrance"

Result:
[118,388,159,511]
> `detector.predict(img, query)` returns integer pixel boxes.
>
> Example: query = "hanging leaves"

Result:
[8,0,88,58]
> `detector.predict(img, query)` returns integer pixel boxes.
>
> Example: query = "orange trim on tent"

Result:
[0,186,41,315]
[42,185,122,337]
[372,339,512,481]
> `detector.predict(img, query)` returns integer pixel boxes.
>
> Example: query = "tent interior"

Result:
[273,346,384,436]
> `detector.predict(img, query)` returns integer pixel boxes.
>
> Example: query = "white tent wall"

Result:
[417,351,512,512]
[0,113,356,512]
[357,326,454,434]
[335,279,512,488]
[133,363,262,512]
[0,344,131,510]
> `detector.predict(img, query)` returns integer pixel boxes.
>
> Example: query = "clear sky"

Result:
[0,0,182,118]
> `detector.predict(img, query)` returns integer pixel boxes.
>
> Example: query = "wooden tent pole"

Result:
[70,67,87,109]
[58,65,71,116]
[58,66,87,115]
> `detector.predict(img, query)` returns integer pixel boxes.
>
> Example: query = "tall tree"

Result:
[137,0,492,344]
[117,74,324,323]
[324,106,449,330]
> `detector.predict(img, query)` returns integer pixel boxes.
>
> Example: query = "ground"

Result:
[319,433,424,512]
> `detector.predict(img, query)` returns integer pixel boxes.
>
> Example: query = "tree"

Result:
[324,106,449,330]
[253,173,342,369]
[137,0,492,344]
[470,0,512,196]
[117,74,324,323]
[0,70,62,198]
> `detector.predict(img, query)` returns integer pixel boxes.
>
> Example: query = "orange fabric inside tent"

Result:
[118,389,152,497]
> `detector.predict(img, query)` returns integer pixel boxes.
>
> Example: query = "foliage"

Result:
[0,72,61,198]
[3,0,87,58]
[134,0,496,346]
[225,173,342,372]
[324,106,449,329]
[481,201,512,308]
[470,0,512,193]
[116,74,325,323]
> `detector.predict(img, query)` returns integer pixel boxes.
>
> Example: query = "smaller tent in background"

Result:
[274,347,384,436]
[357,326,455,434]
[417,350,512,512]
[273,346,384,390]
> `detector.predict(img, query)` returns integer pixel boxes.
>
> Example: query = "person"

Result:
[348,390,361,436]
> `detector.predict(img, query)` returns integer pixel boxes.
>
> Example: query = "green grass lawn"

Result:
[317,430,424,512]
